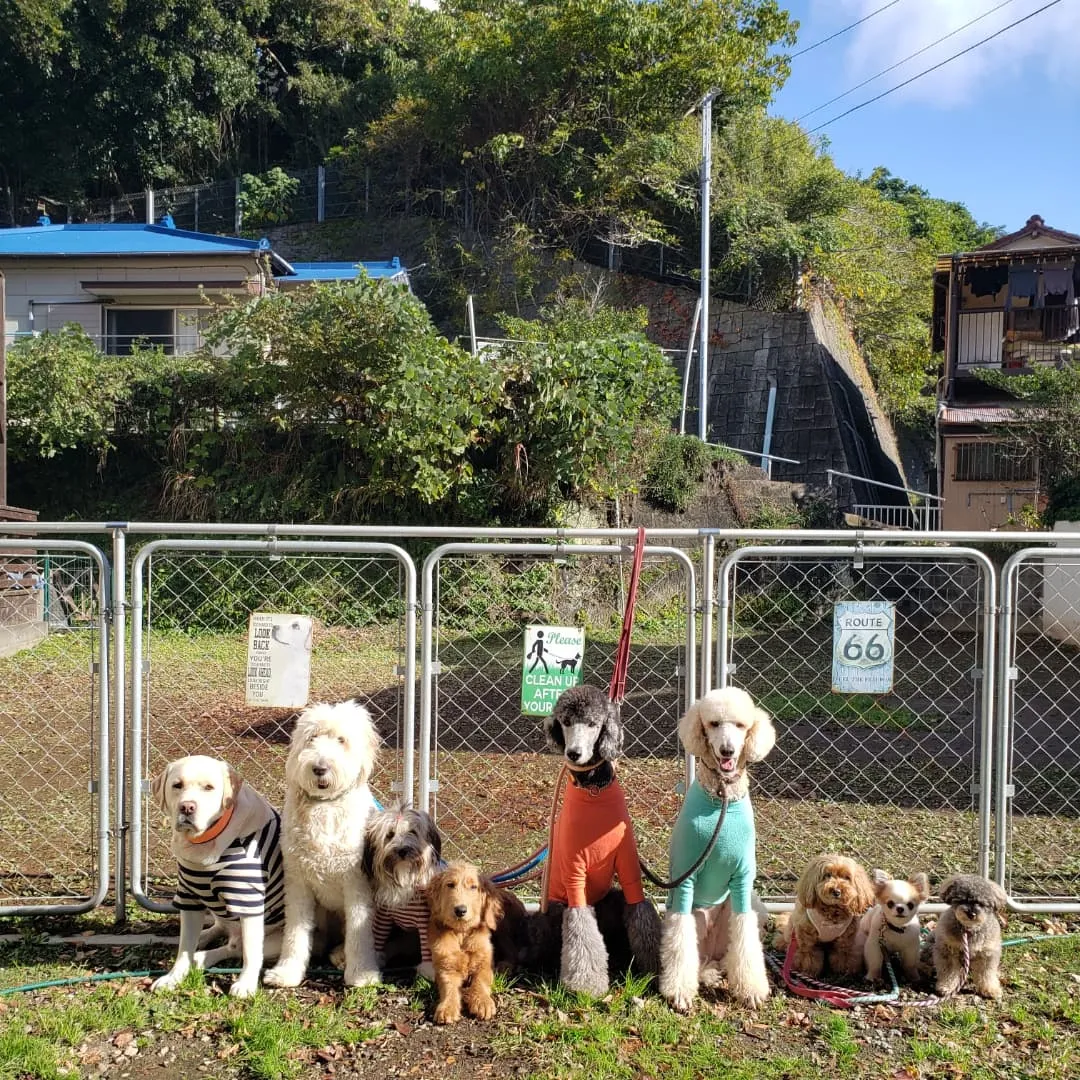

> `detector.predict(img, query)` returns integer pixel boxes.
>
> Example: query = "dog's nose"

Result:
[178,800,196,817]
[895,904,906,916]
[453,904,468,919]
[718,744,736,758]
[396,846,413,860]
[565,748,582,763]
[830,887,842,899]
[311,763,329,777]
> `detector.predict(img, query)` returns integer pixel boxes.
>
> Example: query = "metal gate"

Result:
[998,547,1080,912]
[0,540,110,915]
[128,539,415,911]
[419,542,696,892]
[717,545,995,903]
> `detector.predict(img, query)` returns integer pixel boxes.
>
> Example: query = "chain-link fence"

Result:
[0,541,110,914]
[717,545,995,903]
[999,547,1080,908]
[419,543,696,899]
[128,540,415,912]
[2,525,1080,918]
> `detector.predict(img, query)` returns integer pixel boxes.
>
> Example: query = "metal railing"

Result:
[851,503,942,530]
[0,520,1074,917]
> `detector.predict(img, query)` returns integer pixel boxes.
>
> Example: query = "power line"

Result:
[797,0,1022,122]
[790,0,905,59]
[809,0,1064,133]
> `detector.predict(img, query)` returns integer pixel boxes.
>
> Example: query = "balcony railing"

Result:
[4,331,200,356]
[957,304,1080,372]
[850,503,941,530]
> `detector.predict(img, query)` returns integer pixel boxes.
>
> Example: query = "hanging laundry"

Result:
[1042,267,1074,306]
[1008,266,1038,308]
[965,264,1008,297]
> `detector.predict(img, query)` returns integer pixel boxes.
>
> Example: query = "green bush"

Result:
[642,434,742,513]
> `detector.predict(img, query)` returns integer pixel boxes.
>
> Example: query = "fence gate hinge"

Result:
[969,667,983,681]
[1007,666,1018,681]
[853,542,864,571]
[970,782,981,796]
[91,661,101,675]
[430,661,443,676]
[389,781,403,793]
[393,664,407,678]
[727,664,737,677]
[428,780,440,793]
[87,780,99,794]
[674,665,684,678]
[142,660,151,676]
[140,779,151,794]
[674,780,686,796]
[1004,783,1015,798]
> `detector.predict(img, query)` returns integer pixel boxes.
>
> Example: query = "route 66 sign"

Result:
[831,601,895,694]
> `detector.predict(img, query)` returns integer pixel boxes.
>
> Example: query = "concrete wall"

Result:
[611,275,908,505]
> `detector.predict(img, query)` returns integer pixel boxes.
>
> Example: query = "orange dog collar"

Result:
[187,780,242,845]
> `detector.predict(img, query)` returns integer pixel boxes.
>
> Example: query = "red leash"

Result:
[779,935,874,1008]
[608,526,646,704]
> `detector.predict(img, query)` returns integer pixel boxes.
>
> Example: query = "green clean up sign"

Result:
[521,625,585,715]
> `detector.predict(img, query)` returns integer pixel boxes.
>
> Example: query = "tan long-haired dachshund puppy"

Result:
[427,863,506,1024]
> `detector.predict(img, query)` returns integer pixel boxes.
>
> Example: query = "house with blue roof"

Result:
[0,218,408,355]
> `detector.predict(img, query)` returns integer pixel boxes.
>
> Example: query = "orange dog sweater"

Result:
[546,777,646,908]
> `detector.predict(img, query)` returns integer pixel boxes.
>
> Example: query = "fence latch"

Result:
[852,542,864,571]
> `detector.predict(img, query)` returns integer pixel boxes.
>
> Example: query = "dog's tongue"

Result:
[719,757,736,773]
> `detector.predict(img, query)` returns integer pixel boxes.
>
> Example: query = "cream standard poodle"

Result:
[264,700,382,989]
[659,687,775,1012]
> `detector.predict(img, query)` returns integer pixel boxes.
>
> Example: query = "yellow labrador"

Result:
[151,755,284,998]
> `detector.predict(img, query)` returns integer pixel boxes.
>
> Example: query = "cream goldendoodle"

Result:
[263,700,382,989]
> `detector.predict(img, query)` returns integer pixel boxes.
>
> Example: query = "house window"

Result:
[953,442,1035,482]
[105,308,174,355]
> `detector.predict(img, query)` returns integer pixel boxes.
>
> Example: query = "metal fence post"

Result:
[234,178,242,233]
[317,166,326,223]
[111,526,127,922]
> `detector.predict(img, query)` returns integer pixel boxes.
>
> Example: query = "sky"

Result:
[770,0,1080,233]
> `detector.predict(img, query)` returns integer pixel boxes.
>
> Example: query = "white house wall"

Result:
[1,257,261,339]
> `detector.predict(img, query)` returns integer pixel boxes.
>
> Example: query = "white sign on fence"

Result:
[245,613,313,707]
[832,600,895,694]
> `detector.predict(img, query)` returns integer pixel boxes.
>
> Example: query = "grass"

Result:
[0,929,1077,1079]
[758,691,938,731]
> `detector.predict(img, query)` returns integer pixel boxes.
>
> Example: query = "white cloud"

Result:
[826,0,1080,109]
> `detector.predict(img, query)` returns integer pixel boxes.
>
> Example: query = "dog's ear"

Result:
[795,855,825,911]
[852,865,877,913]
[360,827,376,881]
[871,868,890,898]
[988,880,1009,915]
[596,699,624,762]
[543,708,565,753]
[743,705,776,764]
[908,872,930,903]
[677,701,709,760]
[150,764,173,814]
[481,881,504,932]
[221,763,241,809]
[938,876,959,906]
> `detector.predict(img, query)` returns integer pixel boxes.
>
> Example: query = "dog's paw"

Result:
[466,991,496,1021]
[344,967,380,988]
[263,961,305,988]
[699,961,724,990]
[663,987,696,1014]
[562,971,609,997]
[730,980,770,1009]
[229,978,259,999]
[417,961,436,982]
[328,945,346,970]
[975,977,1003,1001]
[150,971,184,993]
[433,1000,461,1025]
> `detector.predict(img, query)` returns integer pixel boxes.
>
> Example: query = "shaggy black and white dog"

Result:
[361,806,444,979]
[532,685,661,995]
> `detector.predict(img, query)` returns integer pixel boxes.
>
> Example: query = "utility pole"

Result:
[693,90,719,443]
